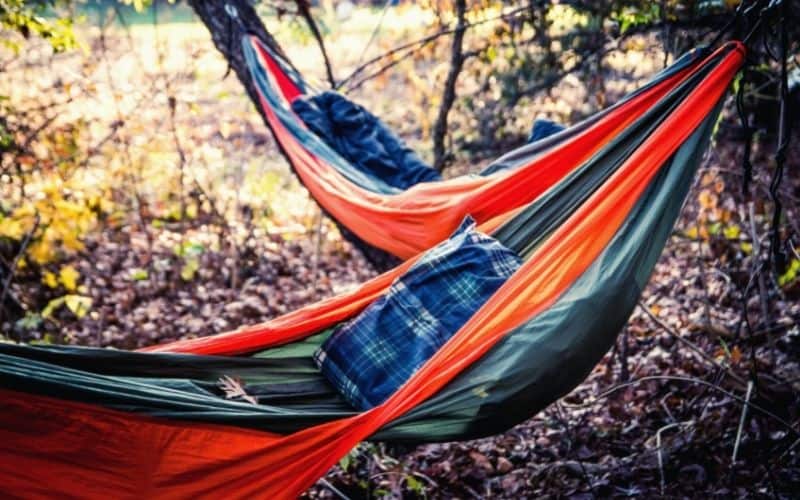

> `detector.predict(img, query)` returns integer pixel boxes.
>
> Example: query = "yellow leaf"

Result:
[220,121,232,139]
[29,241,55,265]
[723,224,740,240]
[42,297,65,318]
[778,259,800,287]
[59,265,80,291]
[42,271,59,289]
[186,203,198,219]
[61,230,85,252]
[181,258,200,281]
[0,217,26,240]
[698,189,717,210]
[64,295,92,318]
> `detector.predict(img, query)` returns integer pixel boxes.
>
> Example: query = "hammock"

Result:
[242,36,720,263]
[0,42,743,498]
[244,34,719,266]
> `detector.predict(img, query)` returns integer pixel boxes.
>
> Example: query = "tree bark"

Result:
[431,0,467,171]
[187,0,399,271]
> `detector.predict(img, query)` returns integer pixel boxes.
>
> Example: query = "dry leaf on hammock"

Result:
[217,375,258,405]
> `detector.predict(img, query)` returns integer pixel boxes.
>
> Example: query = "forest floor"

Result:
[1,5,799,498]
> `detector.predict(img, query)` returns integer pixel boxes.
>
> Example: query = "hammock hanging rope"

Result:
[0,42,744,498]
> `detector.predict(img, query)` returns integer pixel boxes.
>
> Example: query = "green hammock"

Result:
[0,41,743,498]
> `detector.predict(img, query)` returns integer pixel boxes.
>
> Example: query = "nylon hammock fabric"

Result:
[243,34,714,260]
[0,42,744,498]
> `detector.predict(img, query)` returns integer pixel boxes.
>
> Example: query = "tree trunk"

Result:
[187,0,399,271]
[431,0,467,171]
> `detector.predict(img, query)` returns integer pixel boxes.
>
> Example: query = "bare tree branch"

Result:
[337,3,538,92]
[294,0,336,87]
[0,215,39,329]
[432,0,467,171]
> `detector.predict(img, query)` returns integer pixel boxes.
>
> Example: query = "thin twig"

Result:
[0,215,39,328]
[295,0,336,87]
[318,478,350,500]
[337,3,537,91]
[354,0,392,71]
[509,44,610,106]
[656,421,694,496]
[311,207,324,299]
[98,11,154,265]
[619,326,630,382]
[563,375,798,438]
[636,301,749,388]
[731,380,754,463]
[554,402,597,499]
[747,202,771,327]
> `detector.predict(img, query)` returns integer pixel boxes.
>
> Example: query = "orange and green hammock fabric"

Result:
[0,42,743,498]
[245,34,718,263]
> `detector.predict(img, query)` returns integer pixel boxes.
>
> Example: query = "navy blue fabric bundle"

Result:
[313,216,522,410]
[479,118,566,177]
[528,118,566,143]
[293,91,565,187]
[292,91,442,189]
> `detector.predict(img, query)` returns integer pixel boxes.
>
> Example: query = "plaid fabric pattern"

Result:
[314,217,522,410]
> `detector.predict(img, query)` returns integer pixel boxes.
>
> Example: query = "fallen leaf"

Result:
[218,375,257,405]
[59,265,80,291]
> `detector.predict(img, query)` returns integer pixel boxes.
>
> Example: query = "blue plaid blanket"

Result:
[314,217,522,410]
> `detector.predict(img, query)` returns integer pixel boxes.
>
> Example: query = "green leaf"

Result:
[15,313,42,331]
[778,259,799,287]
[32,333,57,345]
[130,268,149,281]
[405,475,425,495]
[486,45,497,63]
[338,453,352,472]
[719,337,731,358]
[174,241,205,258]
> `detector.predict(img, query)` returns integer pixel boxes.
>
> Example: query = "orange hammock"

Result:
[246,35,711,260]
[0,42,744,498]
